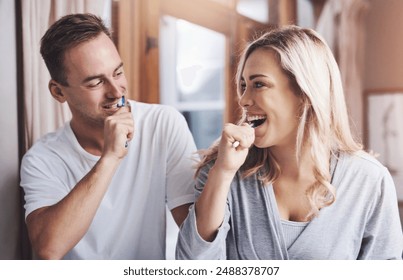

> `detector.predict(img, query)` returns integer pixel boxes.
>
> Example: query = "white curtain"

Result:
[316,0,369,140]
[22,0,110,150]
[19,0,110,259]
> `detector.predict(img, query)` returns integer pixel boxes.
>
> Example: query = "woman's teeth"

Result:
[247,115,267,128]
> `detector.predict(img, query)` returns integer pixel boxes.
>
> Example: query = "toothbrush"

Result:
[117,96,128,147]
[117,96,125,108]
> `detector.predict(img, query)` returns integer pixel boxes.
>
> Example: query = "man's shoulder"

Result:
[23,124,71,161]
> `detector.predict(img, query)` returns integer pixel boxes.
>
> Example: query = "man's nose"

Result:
[107,79,123,98]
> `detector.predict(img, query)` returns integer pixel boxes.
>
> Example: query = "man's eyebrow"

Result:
[81,62,124,84]
[114,62,124,72]
[82,74,103,84]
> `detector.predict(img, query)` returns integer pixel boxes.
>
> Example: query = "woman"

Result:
[176,25,403,259]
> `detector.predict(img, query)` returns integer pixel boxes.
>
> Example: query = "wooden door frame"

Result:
[117,0,160,104]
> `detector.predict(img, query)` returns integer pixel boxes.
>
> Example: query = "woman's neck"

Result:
[270,145,317,181]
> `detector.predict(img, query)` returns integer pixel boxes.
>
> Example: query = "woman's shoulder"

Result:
[335,150,393,190]
[338,150,388,174]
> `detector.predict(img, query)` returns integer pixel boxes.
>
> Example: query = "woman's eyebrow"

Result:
[248,74,268,80]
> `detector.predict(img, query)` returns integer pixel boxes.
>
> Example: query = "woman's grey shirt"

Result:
[176,151,403,259]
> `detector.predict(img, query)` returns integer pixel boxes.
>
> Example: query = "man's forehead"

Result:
[62,36,122,81]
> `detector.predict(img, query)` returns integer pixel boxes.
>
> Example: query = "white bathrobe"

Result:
[176,151,403,260]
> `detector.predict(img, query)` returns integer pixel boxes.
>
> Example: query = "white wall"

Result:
[0,0,22,259]
[364,0,403,90]
[364,0,403,201]
[364,0,403,228]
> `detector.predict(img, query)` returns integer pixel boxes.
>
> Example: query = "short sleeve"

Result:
[20,150,69,219]
[358,168,403,259]
[164,107,198,210]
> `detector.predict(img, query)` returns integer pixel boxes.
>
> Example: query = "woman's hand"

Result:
[215,123,255,176]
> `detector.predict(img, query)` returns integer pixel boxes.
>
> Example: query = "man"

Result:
[20,13,197,259]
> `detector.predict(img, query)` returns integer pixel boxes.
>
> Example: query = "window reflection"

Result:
[236,0,269,23]
[182,110,223,149]
[160,15,226,149]
[297,0,315,28]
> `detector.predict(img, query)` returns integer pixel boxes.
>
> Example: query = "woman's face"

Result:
[239,48,301,150]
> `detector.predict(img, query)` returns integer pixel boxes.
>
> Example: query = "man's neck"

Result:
[70,119,104,156]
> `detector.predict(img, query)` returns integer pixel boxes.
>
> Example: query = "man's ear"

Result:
[49,80,66,103]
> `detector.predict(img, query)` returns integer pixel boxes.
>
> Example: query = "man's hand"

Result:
[103,105,134,159]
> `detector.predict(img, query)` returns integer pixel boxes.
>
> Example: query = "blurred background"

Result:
[1,0,402,259]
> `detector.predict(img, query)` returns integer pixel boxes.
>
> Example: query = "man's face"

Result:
[59,33,128,128]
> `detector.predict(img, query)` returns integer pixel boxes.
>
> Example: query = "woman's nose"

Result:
[238,89,253,108]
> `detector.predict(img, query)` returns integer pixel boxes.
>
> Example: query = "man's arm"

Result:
[26,155,121,259]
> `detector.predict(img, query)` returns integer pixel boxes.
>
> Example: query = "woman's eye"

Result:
[254,81,264,88]
[240,82,246,91]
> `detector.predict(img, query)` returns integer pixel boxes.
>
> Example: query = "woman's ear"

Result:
[49,80,66,103]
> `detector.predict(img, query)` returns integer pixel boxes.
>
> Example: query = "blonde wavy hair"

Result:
[196,25,362,219]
